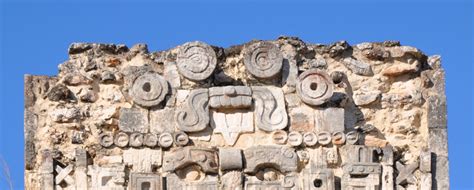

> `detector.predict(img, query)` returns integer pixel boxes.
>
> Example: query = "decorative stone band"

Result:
[343,163,382,175]
[272,130,360,147]
[98,131,189,148]
[176,41,217,81]
[243,41,283,79]
[162,147,218,174]
[296,69,334,106]
[129,72,169,107]
[243,145,298,174]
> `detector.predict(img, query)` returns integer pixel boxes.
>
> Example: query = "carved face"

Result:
[25,39,439,190]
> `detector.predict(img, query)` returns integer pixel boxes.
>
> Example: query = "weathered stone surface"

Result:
[177,41,217,81]
[211,110,254,145]
[150,107,176,134]
[130,72,169,107]
[382,63,418,77]
[25,39,449,189]
[175,88,210,132]
[219,148,243,170]
[289,106,315,132]
[129,173,162,190]
[302,169,335,190]
[118,107,148,133]
[88,165,125,189]
[314,107,344,133]
[209,86,252,109]
[243,146,297,173]
[353,90,381,106]
[252,86,288,132]
[163,147,218,173]
[221,171,243,190]
[47,84,74,102]
[123,148,162,173]
[296,69,334,106]
[243,41,283,79]
[342,57,373,76]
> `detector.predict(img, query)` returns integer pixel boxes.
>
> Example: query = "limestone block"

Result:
[166,173,218,190]
[302,169,335,190]
[314,107,344,133]
[123,148,162,173]
[245,174,298,190]
[129,173,162,190]
[221,171,243,190]
[211,110,254,146]
[243,146,297,173]
[341,57,373,76]
[219,148,243,170]
[75,148,88,190]
[88,165,125,190]
[289,106,315,132]
[118,107,149,133]
[150,107,176,134]
[164,61,181,88]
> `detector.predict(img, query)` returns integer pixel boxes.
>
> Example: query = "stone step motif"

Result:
[25,39,448,189]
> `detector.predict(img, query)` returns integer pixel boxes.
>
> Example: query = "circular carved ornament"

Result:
[296,69,334,106]
[144,133,158,147]
[99,133,114,147]
[176,41,217,81]
[243,41,283,79]
[130,72,169,107]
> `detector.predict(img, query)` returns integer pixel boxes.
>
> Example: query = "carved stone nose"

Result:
[224,86,237,96]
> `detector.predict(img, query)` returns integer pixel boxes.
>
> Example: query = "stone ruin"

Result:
[24,37,449,190]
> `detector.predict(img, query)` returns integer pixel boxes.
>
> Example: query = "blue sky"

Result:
[1,0,473,189]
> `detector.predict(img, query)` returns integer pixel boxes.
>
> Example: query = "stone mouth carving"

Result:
[25,39,447,190]
[209,86,252,109]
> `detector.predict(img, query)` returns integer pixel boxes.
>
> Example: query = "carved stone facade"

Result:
[24,38,448,189]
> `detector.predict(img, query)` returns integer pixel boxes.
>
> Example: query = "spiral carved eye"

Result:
[243,41,283,79]
[177,41,217,81]
[130,72,169,107]
[296,69,334,106]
